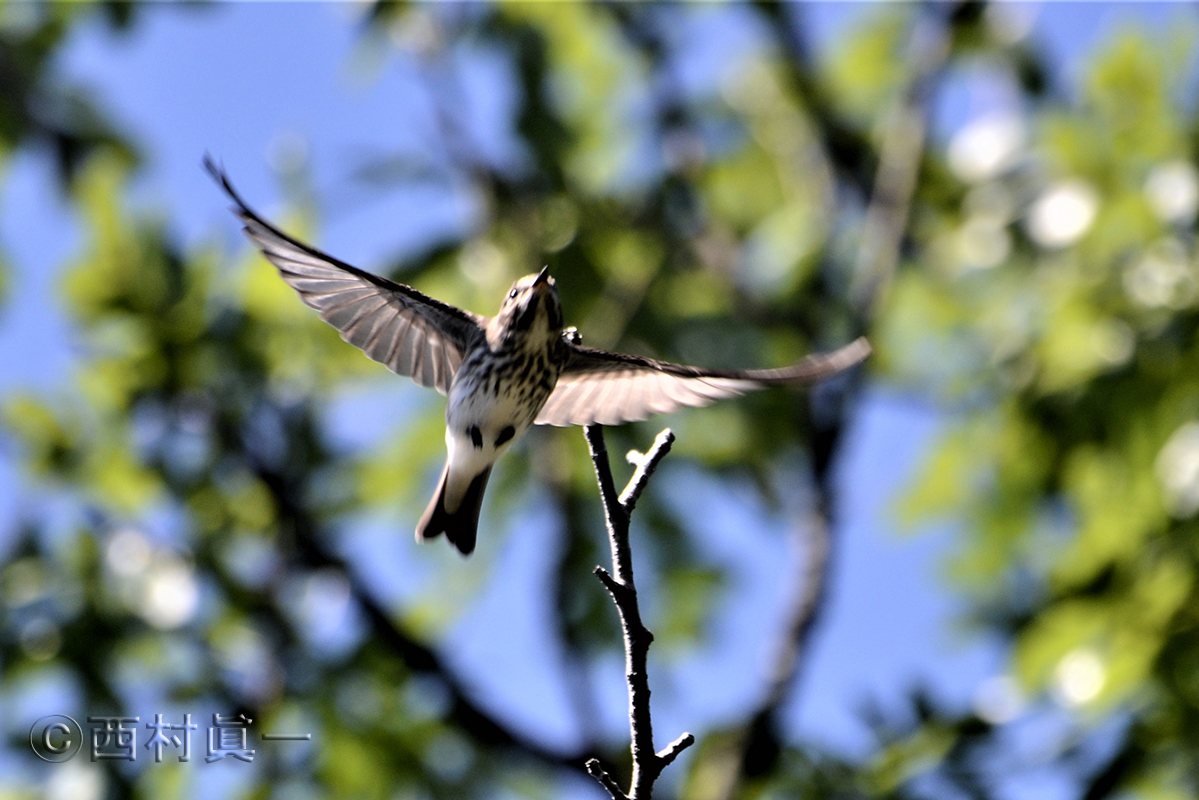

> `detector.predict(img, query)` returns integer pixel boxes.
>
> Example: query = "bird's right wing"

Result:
[206,157,484,395]
[535,337,870,427]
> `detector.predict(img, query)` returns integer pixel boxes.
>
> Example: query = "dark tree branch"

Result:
[761,486,836,715]
[755,1,876,196]
[245,435,594,778]
[710,6,955,799]
[584,425,694,800]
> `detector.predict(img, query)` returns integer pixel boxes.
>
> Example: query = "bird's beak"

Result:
[533,266,550,287]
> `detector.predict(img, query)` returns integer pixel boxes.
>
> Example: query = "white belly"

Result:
[440,365,552,512]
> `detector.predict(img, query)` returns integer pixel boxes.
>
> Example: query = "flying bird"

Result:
[206,158,869,555]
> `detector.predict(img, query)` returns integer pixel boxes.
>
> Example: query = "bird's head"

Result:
[490,267,564,348]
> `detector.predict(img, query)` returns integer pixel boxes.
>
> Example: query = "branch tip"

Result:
[593,565,623,597]
[619,428,675,511]
[586,758,627,800]
[657,732,695,767]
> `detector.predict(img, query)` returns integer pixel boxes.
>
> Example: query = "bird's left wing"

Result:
[206,158,485,395]
[535,337,870,427]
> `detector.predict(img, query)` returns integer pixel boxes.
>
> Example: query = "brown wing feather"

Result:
[205,157,484,395]
[535,337,870,427]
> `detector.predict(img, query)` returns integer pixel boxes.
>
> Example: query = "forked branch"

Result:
[584,425,695,800]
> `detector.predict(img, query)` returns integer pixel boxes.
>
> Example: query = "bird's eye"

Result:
[509,289,518,300]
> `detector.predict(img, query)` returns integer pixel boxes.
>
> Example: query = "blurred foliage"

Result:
[0,0,135,314]
[3,2,1199,800]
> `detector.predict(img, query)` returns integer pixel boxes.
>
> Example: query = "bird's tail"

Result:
[415,463,492,556]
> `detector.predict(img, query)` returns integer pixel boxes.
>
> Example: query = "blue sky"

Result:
[0,4,1189,798]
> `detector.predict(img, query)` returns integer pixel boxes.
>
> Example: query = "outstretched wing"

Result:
[535,337,870,427]
[206,157,484,395]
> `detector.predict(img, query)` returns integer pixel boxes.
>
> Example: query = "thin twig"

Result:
[584,424,693,800]
[658,732,697,767]
[588,758,629,800]
[620,429,676,513]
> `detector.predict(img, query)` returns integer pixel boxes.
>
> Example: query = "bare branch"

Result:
[586,424,627,535]
[658,732,696,767]
[620,429,676,513]
[593,565,627,600]
[587,758,630,800]
[585,424,695,800]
